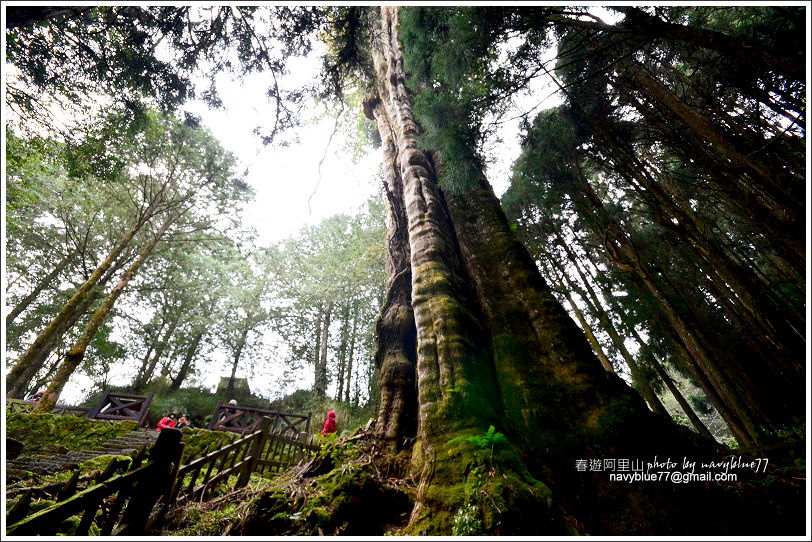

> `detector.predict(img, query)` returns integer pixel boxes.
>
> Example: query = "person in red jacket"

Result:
[156,413,176,432]
[321,411,337,436]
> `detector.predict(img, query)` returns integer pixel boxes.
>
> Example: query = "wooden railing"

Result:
[207,402,311,438]
[170,418,270,504]
[255,431,318,476]
[6,429,184,536]
[7,398,90,417]
[87,391,153,426]
[171,416,319,504]
[6,417,320,536]
[6,391,153,426]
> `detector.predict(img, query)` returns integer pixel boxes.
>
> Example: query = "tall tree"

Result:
[8,109,248,400]
[351,6,799,534]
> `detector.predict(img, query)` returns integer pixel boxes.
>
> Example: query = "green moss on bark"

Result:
[245,464,412,535]
[405,428,564,535]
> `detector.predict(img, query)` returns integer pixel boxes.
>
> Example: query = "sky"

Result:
[183,64,384,248]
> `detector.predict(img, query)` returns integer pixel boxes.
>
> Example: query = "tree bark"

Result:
[132,317,167,390]
[227,323,251,396]
[314,300,333,397]
[647,346,715,440]
[344,302,359,404]
[534,250,615,373]
[366,8,753,535]
[334,301,351,400]
[170,329,205,390]
[546,234,670,418]
[575,255,717,441]
[567,166,764,446]
[133,312,182,391]
[614,61,804,270]
[365,94,418,446]
[4,261,124,399]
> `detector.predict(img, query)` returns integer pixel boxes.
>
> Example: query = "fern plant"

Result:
[448,425,509,464]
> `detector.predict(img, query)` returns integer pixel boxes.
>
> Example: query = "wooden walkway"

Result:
[6,416,319,536]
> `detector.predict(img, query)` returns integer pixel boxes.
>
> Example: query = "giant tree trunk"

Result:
[363,6,787,535]
[365,95,417,447]
[371,9,520,532]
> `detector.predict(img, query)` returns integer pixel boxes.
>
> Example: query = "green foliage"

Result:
[397,7,553,193]
[5,413,138,457]
[267,198,385,404]
[6,6,328,144]
[448,425,509,455]
[451,503,483,536]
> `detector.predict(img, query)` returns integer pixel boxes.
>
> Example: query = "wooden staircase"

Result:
[6,429,159,482]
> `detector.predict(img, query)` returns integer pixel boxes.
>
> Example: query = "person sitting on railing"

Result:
[28,387,46,402]
[218,399,240,427]
[156,413,176,431]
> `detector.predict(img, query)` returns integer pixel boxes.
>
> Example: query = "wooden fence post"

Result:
[236,417,271,489]
[86,389,111,419]
[147,433,186,530]
[116,428,182,535]
[208,401,222,430]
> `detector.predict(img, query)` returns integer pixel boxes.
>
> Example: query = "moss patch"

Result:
[243,438,413,536]
[245,464,412,536]
[405,427,564,535]
[5,412,138,456]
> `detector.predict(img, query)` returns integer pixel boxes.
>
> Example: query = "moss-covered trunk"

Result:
[371,8,556,534]
[355,6,798,535]
[367,96,417,448]
[33,213,175,413]
[6,182,171,399]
